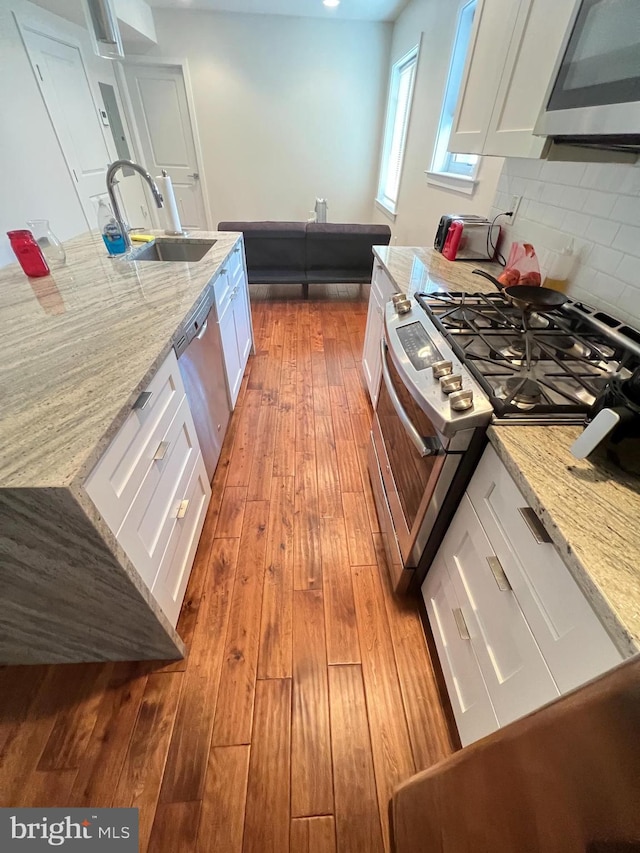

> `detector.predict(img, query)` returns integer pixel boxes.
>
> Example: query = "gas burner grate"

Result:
[415,290,638,419]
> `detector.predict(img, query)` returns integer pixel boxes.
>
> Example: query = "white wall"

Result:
[490,158,640,331]
[0,2,88,267]
[138,9,391,225]
[0,1,151,268]
[372,0,504,246]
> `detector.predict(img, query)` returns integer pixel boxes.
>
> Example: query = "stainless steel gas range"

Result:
[368,288,640,594]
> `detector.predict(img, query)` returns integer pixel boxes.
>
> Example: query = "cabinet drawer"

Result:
[152,452,211,626]
[226,240,245,288]
[212,265,232,317]
[444,494,559,727]
[467,444,622,692]
[422,551,498,746]
[84,351,185,535]
[117,396,199,589]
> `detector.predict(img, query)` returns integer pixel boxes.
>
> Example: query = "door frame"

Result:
[115,56,213,231]
[13,10,110,230]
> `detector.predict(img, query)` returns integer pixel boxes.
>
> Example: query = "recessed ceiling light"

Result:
[323,0,340,7]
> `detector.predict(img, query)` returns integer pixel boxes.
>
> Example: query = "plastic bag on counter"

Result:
[498,242,541,287]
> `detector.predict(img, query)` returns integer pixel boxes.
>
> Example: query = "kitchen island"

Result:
[373,245,640,657]
[0,230,243,664]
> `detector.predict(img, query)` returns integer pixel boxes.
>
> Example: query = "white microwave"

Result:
[535,0,640,149]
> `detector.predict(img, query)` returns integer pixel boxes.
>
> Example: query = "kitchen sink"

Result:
[131,238,216,263]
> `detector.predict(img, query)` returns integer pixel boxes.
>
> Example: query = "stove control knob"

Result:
[440,374,463,394]
[432,360,453,379]
[449,389,474,412]
[395,297,412,315]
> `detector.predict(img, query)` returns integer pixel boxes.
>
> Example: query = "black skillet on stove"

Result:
[472,269,568,313]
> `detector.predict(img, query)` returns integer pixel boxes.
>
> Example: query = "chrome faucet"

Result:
[106,159,164,252]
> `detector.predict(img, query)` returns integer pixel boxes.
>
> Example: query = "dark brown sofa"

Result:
[217,220,391,296]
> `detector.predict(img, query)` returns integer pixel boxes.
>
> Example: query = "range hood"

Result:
[535,0,640,153]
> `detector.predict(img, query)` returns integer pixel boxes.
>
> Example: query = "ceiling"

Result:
[147,0,409,22]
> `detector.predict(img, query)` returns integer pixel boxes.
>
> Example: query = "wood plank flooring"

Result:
[0,282,454,852]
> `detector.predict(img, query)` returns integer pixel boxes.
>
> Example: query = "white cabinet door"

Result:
[467,444,623,692]
[233,265,253,371]
[448,0,521,155]
[362,262,395,407]
[219,299,243,408]
[152,451,211,626]
[483,0,577,158]
[444,495,560,727]
[117,397,199,590]
[422,551,499,746]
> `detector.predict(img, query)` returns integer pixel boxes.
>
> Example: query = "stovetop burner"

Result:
[414,290,639,421]
[502,377,543,408]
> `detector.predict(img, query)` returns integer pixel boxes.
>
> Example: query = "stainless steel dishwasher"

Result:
[174,288,230,481]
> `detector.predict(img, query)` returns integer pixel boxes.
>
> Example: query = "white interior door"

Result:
[21,29,112,226]
[122,63,207,230]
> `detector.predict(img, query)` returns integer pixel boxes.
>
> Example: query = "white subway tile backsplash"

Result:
[612,225,640,259]
[617,287,640,322]
[610,195,640,227]
[562,210,591,236]
[492,156,640,330]
[581,190,618,219]
[591,272,627,304]
[579,163,630,194]
[616,254,640,287]
[539,160,587,186]
[584,217,620,247]
[587,244,624,274]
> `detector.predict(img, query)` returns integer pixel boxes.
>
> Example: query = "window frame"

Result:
[427,0,480,193]
[376,44,420,218]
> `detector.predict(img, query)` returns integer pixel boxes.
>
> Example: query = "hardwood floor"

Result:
[0,282,454,852]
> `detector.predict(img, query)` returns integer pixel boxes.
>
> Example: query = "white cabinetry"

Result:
[84,350,211,627]
[422,443,622,745]
[449,0,576,159]
[362,261,396,407]
[213,240,254,408]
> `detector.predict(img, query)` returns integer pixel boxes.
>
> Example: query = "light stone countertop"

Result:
[373,244,502,296]
[0,229,240,491]
[374,246,640,656]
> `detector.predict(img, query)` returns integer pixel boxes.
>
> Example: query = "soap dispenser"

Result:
[98,198,126,256]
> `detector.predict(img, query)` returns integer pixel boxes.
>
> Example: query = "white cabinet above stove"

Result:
[449,0,576,159]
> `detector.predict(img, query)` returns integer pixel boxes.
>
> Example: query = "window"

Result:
[429,0,479,188]
[376,46,419,217]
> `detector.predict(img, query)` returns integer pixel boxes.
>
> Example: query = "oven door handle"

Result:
[380,338,438,458]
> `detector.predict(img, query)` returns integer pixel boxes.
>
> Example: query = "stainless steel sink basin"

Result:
[131,238,216,263]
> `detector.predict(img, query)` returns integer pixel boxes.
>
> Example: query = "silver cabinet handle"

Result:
[453,608,470,641]
[188,172,199,179]
[196,319,209,340]
[154,441,170,461]
[487,555,511,591]
[518,507,552,544]
[233,245,241,254]
[380,338,439,458]
[133,391,152,411]
[176,499,190,519]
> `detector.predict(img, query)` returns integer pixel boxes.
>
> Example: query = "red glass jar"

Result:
[7,230,50,277]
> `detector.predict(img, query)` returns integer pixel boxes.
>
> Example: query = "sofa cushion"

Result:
[218,221,306,275]
[306,223,391,272]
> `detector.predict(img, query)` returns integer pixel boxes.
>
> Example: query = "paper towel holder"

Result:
[160,169,188,237]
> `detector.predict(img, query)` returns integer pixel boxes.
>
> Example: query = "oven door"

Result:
[373,337,448,566]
